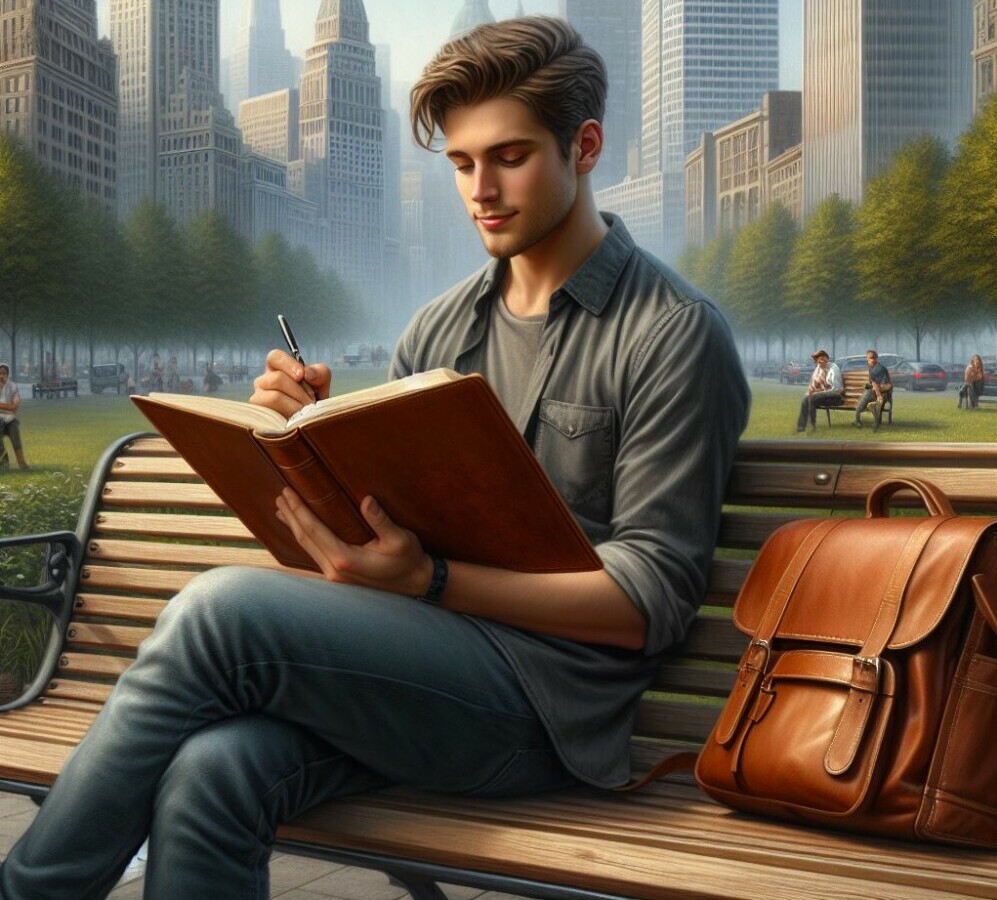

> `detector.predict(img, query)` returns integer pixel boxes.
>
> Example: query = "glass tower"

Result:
[229,0,296,114]
[803,0,974,216]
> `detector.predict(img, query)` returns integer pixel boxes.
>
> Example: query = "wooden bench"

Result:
[30,380,79,400]
[0,433,994,899]
[816,370,894,426]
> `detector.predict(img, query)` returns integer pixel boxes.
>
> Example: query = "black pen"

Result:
[277,314,317,402]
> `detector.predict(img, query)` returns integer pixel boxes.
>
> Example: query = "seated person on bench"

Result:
[795,349,842,433]
[0,18,750,899]
[854,349,892,431]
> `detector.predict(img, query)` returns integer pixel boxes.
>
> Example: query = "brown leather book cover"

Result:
[132,372,602,574]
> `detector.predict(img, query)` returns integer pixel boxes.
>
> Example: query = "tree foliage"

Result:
[785,194,857,357]
[855,136,950,360]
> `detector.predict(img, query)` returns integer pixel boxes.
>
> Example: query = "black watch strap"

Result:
[417,555,448,605]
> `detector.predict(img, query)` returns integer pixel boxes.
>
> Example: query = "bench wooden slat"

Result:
[650,661,737,697]
[57,652,132,678]
[99,481,227,509]
[706,559,752,596]
[67,622,152,653]
[672,615,746,662]
[634,696,723,744]
[109,456,199,478]
[717,511,808,550]
[44,680,115,704]
[80,564,197,596]
[92,511,256,542]
[118,437,177,456]
[86,539,280,570]
[74,593,168,623]
[279,797,982,900]
[0,735,74,783]
[833,467,997,505]
[726,463,840,503]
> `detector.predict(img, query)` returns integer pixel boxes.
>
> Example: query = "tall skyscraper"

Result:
[229,0,296,114]
[974,0,997,111]
[558,0,642,190]
[450,1,495,39]
[110,0,220,216]
[0,0,117,207]
[599,1,778,260]
[803,0,974,216]
[300,0,385,314]
[239,89,300,165]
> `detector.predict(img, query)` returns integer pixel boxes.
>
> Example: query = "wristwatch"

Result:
[417,554,448,605]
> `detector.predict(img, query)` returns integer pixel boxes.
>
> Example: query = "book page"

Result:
[143,393,288,432]
[283,368,463,430]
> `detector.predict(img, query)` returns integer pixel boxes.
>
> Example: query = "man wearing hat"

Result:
[0,363,29,470]
[795,350,843,433]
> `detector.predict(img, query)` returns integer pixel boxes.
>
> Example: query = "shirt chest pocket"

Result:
[534,399,615,522]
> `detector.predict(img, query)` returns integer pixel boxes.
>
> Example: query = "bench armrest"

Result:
[0,531,80,618]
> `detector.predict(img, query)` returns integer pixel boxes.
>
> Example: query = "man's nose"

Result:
[471,167,499,204]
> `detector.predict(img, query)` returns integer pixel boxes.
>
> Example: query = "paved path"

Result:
[0,792,521,899]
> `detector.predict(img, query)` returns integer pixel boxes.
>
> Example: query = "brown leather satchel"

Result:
[695,477,997,847]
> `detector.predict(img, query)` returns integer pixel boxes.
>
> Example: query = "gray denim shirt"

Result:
[390,215,750,787]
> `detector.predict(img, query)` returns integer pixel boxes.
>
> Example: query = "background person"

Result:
[795,349,842,433]
[0,363,29,470]
[960,354,985,410]
[854,349,891,431]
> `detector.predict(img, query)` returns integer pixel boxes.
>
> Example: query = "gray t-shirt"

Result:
[479,296,545,422]
[391,215,750,787]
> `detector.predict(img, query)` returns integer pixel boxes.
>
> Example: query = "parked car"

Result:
[984,362,997,396]
[89,363,127,395]
[835,353,903,374]
[892,361,948,392]
[779,361,810,384]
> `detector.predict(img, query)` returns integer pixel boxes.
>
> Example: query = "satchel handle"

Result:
[866,477,955,519]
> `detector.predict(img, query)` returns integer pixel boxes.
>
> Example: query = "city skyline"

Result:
[94,0,806,97]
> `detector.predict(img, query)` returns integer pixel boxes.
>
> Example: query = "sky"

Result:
[96,1,804,94]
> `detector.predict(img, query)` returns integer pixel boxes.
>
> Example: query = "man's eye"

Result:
[497,155,525,166]
[454,163,473,174]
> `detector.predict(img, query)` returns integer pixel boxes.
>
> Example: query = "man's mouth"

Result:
[476,212,517,231]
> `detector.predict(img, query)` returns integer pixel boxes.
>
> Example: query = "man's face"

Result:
[866,353,878,367]
[443,97,578,259]
[816,355,828,369]
[0,368,8,387]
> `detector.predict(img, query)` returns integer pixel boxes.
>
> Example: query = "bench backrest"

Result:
[30,435,997,772]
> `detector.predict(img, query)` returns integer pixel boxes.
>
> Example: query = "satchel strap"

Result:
[825,515,951,775]
[714,518,844,746]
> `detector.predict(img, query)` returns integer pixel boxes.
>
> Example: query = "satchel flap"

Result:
[733,517,997,649]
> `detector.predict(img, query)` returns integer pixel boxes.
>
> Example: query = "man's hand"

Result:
[250,350,332,418]
[276,487,434,597]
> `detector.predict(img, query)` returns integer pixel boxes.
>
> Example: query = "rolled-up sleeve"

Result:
[596,300,750,655]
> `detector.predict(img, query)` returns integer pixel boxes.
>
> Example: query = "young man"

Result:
[795,349,842,433]
[854,349,892,431]
[0,363,29,470]
[0,18,748,899]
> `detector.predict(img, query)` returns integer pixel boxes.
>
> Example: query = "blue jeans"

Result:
[0,567,575,899]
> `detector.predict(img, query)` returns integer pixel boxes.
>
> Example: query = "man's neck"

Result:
[502,191,608,319]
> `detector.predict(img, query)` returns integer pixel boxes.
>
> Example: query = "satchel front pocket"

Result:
[697,649,896,817]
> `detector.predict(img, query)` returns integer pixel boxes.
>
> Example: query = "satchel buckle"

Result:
[853,655,881,692]
[746,639,771,674]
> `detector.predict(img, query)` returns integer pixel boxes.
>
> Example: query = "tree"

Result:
[186,212,255,369]
[723,204,798,361]
[693,231,735,307]
[785,195,858,358]
[122,201,189,379]
[0,135,70,372]
[855,136,950,361]
[935,94,997,359]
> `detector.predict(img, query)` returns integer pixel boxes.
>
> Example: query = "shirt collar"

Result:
[557,213,635,316]
[468,213,636,320]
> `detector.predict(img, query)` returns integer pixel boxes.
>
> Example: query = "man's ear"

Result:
[575,119,603,175]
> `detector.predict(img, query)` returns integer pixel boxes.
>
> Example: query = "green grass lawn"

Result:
[1,373,994,538]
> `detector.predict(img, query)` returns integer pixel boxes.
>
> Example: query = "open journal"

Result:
[132,369,602,574]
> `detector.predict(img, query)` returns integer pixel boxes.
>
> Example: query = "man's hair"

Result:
[410,16,607,159]
[0,364,9,374]
[867,350,879,360]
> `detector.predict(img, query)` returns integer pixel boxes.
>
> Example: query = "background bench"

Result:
[30,380,79,400]
[0,433,994,899]
[817,369,893,425]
